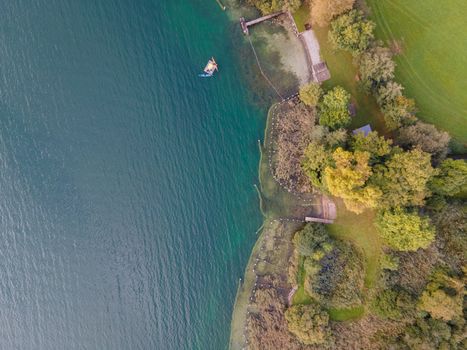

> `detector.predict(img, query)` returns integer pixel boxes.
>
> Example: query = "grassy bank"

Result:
[327,200,381,289]
[366,0,467,152]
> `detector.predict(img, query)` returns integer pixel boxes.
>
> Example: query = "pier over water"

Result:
[240,11,283,35]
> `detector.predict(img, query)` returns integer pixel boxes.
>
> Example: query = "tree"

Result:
[358,47,395,93]
[318,86,351,129]
[248,0,302,14]
[376,207,435,251]
[381,95,417,131]
[396,317,462,350]
[324,148,382,213]
[418,274,464,321]
[372,289,414,320]
[293,223,328,256]
[374,148,435,208]
[429,159,467,197]
[418,289,463,322]
[302,141,332,190]
[398,121,450,165]
[376,81,403,107]
[285,304,331,345]
[328,10,375,55]
[299,82,322,107]
[310,0,355,27]
[351,131,392,162]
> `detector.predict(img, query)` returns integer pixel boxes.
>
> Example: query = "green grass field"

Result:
[367,0,467,152]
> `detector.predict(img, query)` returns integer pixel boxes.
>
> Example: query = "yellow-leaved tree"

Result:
[324,148,382,214]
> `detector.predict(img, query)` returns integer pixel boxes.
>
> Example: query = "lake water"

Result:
[0,0,263,348]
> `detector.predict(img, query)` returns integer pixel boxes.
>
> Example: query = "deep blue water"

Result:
[0,1,263,349]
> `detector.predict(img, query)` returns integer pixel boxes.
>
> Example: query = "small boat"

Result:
[199,57,218,77]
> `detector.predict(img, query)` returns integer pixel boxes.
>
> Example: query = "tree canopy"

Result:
[247,0,302,14]
[358,46,395,93]
[318,86,351,130]
[351,131,392,162]
[429,159,467,197]
[381,95,417,131]
[299,82,322,107]
[374,148,435,208]
[324,148,382,213]
[285,304,331,345]
[310,0,355,27]
[376,207,435,251]
[397,121,450,165]
[328,10,375,55]
[293,223,328,256]
[302,141,332,191]
[418,272,464,321]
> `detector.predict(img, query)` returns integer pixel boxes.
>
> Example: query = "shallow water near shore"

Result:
[0,0,264,349]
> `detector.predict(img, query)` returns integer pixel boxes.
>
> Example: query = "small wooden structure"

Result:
[312,62,331,83]
[305,196,336,224]
[240,12,284,35]
[305,217,334,224]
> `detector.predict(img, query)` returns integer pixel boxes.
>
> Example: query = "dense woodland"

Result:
[245,0,466,349]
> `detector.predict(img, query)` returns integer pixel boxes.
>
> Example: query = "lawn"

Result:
[366,0,467,153]
[326,199,381,289]
[328,306,365,321]
[292,1,311,33]
[293,199,382,321]
[313,27,390,137]
[292,256,313,305]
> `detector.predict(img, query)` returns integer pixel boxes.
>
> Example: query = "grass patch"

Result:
[366,0,467,152]
[326,199,381,289]
[328,306,365,321]
[292,2,311,32]
[292,255,313,305]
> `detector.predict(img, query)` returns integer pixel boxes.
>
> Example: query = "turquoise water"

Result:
[0,0,263,349]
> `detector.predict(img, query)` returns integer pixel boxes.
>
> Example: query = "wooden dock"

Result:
[240,12,283,35]
[305,196,336,224]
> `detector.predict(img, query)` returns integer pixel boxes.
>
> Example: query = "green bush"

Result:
[285,304,332,345]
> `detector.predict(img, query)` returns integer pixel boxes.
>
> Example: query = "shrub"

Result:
[380,253,399,271]
[372,289,415,320]
[285,304,332,345]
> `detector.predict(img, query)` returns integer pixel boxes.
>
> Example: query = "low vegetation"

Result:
[247,0,302,14]
[242,0,466,348]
